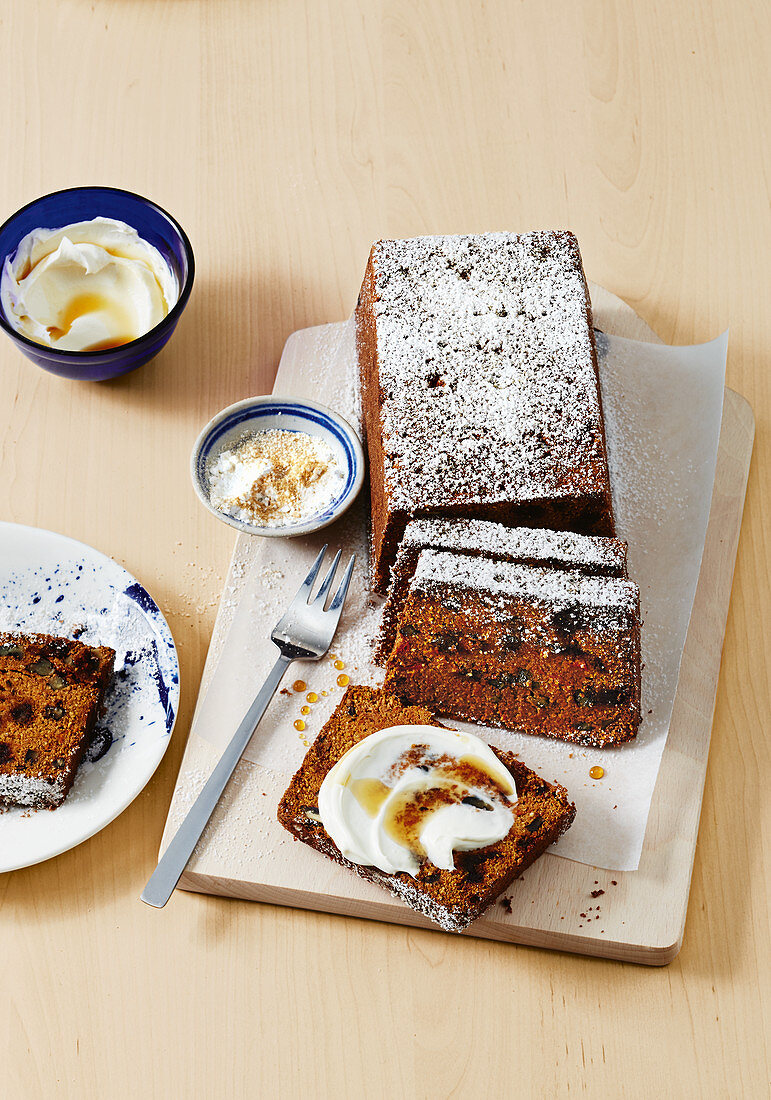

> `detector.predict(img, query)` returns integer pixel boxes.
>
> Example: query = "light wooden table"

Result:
[1,2,768,1096]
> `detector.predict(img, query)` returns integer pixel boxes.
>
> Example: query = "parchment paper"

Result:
[189,319,727,871]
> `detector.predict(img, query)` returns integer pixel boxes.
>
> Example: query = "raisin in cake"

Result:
[376,518,628,663]
[383,551,641,748]
[0,632,115,808]
[356,230,615,592]
[278,686,575,933]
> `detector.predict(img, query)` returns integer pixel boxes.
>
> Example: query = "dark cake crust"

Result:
[356,231,616,593]
[277,685,576,933]
[0,632,115,809]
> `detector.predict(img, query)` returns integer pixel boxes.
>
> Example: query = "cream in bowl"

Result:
[208,428,346,528]
[191,397,365,538]
[0,216,179,352]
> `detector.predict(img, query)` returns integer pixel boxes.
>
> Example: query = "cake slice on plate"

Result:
[0,632,115,809]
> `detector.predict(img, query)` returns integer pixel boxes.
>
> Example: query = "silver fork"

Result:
[140,545,355,909]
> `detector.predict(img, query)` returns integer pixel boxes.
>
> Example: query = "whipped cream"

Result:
[317,725,518,876]
[0,217,178,351]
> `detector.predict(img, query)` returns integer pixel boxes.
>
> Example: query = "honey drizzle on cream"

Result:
[349,777,390,817]
[380,780,462,859]
[46,291,135,348]
[349,751,513,862]
[457,754,515,796]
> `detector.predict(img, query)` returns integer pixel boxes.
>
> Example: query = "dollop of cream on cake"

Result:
[317,725,517,876]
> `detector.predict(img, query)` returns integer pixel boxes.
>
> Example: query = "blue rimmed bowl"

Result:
[0,186,194,382]
[191,396,365,537]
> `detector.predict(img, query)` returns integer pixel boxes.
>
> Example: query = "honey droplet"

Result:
[321,690,328,696]
[294,719,305,732]
[589,766,604,780]
[306,691,318,703]
[336,673,350,687]
[300,705,310,715]
[333,659,345,670]
[293,680,306,693]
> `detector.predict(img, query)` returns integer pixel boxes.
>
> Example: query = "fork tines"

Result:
[296,545,355,612]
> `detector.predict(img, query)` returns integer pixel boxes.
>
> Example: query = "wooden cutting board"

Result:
[160,285,754,965]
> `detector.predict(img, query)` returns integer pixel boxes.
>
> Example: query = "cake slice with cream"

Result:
[277,685,575,932]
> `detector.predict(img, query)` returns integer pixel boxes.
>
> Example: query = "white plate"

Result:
[0,522,179,872]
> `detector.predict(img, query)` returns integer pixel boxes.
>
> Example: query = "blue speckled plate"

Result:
[0,522,179,872]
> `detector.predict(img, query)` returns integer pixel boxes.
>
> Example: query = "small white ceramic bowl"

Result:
[191,396,365,537]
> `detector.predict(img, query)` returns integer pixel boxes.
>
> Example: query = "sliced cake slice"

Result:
[383,551,641,748]
[278,685,575,934]
[356,230,615,592]
[0,632,115,809]
[376,518,628,663]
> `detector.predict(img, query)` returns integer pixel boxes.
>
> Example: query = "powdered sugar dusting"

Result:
[401,518,627,576]
[413,549,638,633]
[370,232,608,507]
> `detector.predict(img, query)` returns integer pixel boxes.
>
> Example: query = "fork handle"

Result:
[140,652,294,908]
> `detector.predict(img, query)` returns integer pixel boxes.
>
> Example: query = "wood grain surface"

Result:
[0,1,768,1096]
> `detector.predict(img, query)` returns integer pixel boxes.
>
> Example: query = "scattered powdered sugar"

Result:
[284,319,361,431]
[208,428,345,527]
[184,492,386,779]
[168,756,297,872]
[369,232,608,507]
[401,518,627,576]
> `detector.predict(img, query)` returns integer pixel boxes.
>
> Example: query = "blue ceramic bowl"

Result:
[0,186,194,381]
[191,396,365,537]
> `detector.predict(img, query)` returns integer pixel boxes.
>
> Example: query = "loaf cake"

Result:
[383,551,641,748]
[356,230,615,593]
[0,632,115,808]
[277,685,575,933]
[376,518,628,663]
